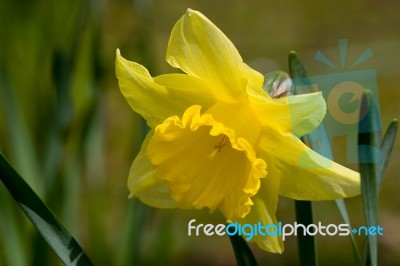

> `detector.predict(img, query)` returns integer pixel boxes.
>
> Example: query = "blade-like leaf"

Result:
[0,153,93,266]
[0,186,28,266]
[335,199,361,265]
[378,119,398,188]
[116,200,149,266]
[358,90,381,266]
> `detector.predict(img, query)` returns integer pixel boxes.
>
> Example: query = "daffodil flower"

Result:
[115,9,360,253]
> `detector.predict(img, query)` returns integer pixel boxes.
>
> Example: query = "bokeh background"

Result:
[0,0,399,265]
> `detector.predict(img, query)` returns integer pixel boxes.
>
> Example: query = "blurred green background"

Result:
[0,0,399,265]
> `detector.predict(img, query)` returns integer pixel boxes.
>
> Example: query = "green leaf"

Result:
[116,200,149,266]
[0,186,28,266]
[228,234,258,266]
[378,119,398,188]
[289,51,309,81]
[0,153,93,266]
[335,199,361,265]
[358,90,380,266]
[289,51,333,159]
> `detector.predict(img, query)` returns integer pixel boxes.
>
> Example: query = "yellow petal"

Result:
[249,90,326,137]
[237,175,284,253]
[258,129,360,200]
[166,9,263,101]
[204,101,264,147]
[116,49,216,128]
[287,93,327,137]
[147,105,267,220]
[128,132,178,208]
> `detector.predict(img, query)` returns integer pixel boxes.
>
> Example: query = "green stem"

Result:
[295,201,318,266]
[289,51,319,266]
[228,234,258,266]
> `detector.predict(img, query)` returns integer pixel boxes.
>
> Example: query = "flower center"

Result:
[214,135,228,153]
[147,105,267,220]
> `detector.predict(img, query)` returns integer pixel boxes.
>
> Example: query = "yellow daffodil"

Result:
[115,9,360,253]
